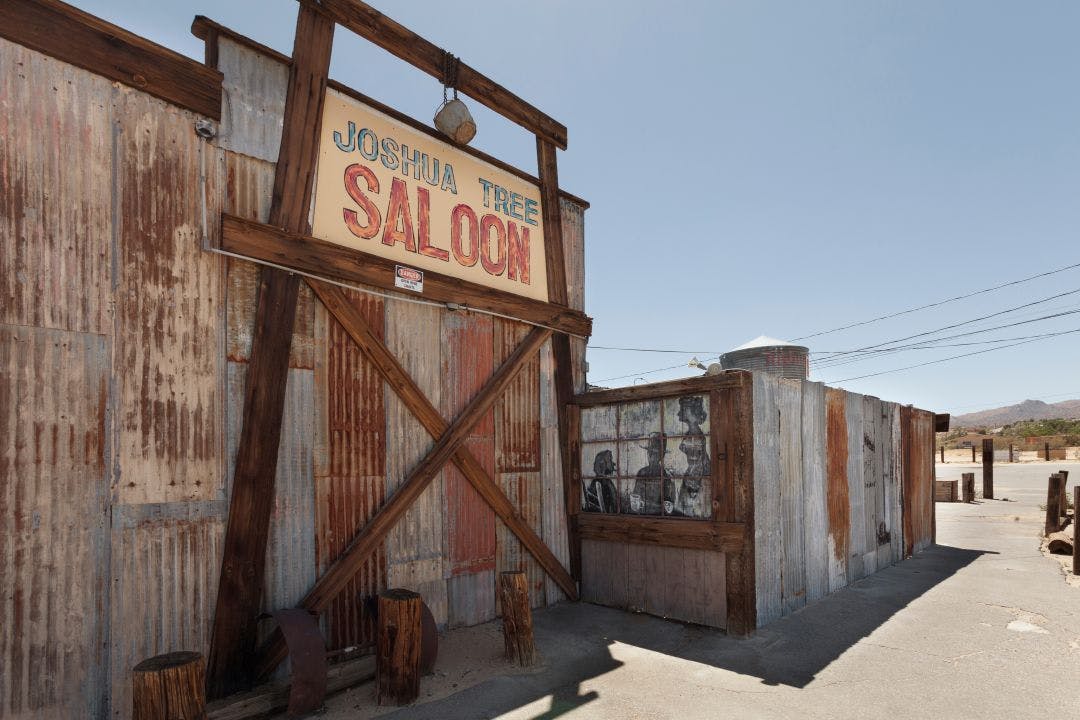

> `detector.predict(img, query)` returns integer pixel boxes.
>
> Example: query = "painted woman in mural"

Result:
[583,449,619,513]
[675,395,710,518]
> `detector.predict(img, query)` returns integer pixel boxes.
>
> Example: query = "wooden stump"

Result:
[376,588,422,706]
[132,651,206,720]
[961,473,975,503]
[499,571,536,667]
[1046,473,1064,536]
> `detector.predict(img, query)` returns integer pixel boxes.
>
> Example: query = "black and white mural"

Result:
[580,394,712,519]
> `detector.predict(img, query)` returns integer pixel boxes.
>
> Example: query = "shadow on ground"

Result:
[377,544,990,720]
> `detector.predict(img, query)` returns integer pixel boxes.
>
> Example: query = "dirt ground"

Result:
[314,461,1080,719]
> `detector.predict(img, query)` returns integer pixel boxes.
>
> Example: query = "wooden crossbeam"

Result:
[218,214,592,337]
[309,281,578,598]
[206,4,334,699]
[314,0,567,149]
[255,309,553,678]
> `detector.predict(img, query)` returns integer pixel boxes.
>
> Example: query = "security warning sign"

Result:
[312,89,548,302]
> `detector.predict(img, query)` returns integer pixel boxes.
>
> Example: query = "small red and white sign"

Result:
[394,265,424,293]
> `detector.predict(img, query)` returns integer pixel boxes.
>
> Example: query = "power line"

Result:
[593,356,721,384]
[810,309,1080,369]
[822,326,1080,384]
[791,260,1080,341]
[808,288,1080,364]
[588,345,726,354]
[592,283,1080,385]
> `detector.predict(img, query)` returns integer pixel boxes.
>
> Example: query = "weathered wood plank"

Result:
[208,6,334,697]
[845,392,866,583]
[725,374,756,634]
[576,515,745,553]
[888,403,904,564]
[218,214,592,338]
[861,396,880,578]
[574,372,747,407]
[752,372,782,627]
[801,382,828,603]
[0,0,222,119]
[317,0,567,149]
[778,379,805,615]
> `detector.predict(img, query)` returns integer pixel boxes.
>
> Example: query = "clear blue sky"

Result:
[73,1,1080,415]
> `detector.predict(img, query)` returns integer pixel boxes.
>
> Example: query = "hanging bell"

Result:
[434,97,476,145]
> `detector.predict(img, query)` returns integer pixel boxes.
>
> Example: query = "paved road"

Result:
[373,462,1080,720]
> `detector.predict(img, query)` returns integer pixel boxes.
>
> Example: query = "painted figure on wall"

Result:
[583,449,619,513]
[629,432,665,515]
[661,395,711,517]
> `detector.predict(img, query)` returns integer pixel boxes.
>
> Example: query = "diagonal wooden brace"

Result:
[310,281,578,599]
[255,297,554,679]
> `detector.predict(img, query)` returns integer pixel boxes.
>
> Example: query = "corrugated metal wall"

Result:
[753,374,933,628]
[1,22,585,718]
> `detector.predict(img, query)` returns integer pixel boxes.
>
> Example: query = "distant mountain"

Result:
[953,398,1080,428]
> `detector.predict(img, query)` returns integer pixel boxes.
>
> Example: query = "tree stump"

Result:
[499,571,536,667]
[1046,473,1064,536]
[961,473,975,503]
[132,651,206,720]
[376,588,422,706]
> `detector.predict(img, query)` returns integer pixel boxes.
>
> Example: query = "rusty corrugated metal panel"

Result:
[752,372,781,627]
[559,197,585,313]
[113,87,225,506]
[109,506,223,719]
[824,386,849,593]
[493,319,545,609]
[313,289,386,650]
[441,311,496,627]
[223,150,314,369]
[494,319,540,473]
[539,339,570,604]
[559,198,588,392]
[384,299,447,625]
[0,39,113,337]
[216,36,287,164]
[224,363,316,621]
[0,325,109,719]
[496,472,547,610]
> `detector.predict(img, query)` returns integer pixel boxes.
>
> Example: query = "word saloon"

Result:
[312,90,549,302]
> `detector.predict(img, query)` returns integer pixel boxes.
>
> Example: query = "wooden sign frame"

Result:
[205,0,587,697]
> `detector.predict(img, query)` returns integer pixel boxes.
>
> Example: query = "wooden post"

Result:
[376,589,422,706]
[1060,470,1070,524]
[940,446,945,463]
[1008,443,1014,462]
[206,4,334,698]
[961,472,975,503]
[1046,442,1051,461]
[982,438,993,500]
[1074,486,1080,576]
[499,571,536,666]
[971,445,976,463]
[1046,473,1064,536]
[132,652,206,720]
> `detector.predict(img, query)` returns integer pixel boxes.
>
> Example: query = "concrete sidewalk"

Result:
[329,463,1080,719]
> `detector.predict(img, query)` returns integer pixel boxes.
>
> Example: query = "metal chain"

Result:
[442,51,460,103]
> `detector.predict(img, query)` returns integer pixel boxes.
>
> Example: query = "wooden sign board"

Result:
[312,88,549,302]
